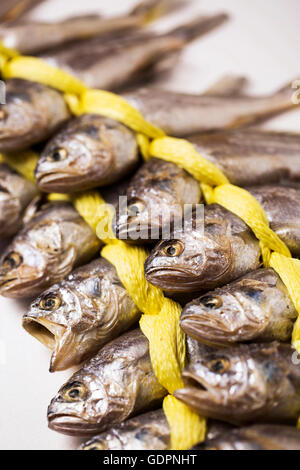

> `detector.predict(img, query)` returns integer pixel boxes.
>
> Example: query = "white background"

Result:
[0,0,300,450]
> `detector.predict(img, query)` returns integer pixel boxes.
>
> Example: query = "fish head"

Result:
[0,239,48,297]
[115,190,183,242]
[23,283,82,371]
[144,214,233,292]
[36,115,137,192]
[0,218,75,297]
[47,370,108,436]
[23,263,127,371]
[174,343,267,423]
[180,282,267,346]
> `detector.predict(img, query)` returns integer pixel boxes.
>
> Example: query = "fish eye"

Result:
[127,199,146,218]
[39,294,61,311]
[162,240,184,257]
[207,357,230,374]
[200,295,223,309]
[49,148,68,162]
[62,381,88,402]
[2,252,23,270]
[83,442,103,451]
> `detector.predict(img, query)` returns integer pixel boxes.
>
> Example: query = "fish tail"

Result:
[204,75,249,97]
[269,78,300,111]
[129,0,179,24]
[168,13,229,43]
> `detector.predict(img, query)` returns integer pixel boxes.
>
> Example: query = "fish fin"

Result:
[230,78,299,129]
[55,246,77,280]
[204,75,249,97]
[168,13,229,43]
[22,194,44,225]
[129,0,184,23]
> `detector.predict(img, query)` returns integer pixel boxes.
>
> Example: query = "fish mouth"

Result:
[174,375,219,419]
[174,370,237,423]
[145,266,203,292]
[48,413,102,436]
[22,317,65,350]
[36,172,83,193]
[0,276,18,296]
[0,273,45,298]
[116,222,159,243]
[22,317,72,372]
[180,314,232,347]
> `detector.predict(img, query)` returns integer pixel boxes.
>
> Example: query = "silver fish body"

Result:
[35,114,138,193]
[115,158,202,242]
[80,410,170,450]
[0,0,174,53]
[189,129,300,187]
[175,339,300,425]
[145,204,261,293]
[40,14,228,91]
[193,425,300,450]
[123,83,297,137]
[80,409,233,450]
[0,201,101,298]
[47,329,167,436]
[0,79,71,152]
[0,163,38,238]
[23,258,140,371]
[180,268,297,346]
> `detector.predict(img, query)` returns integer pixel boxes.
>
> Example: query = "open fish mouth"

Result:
[22,317,65,350]
[174,369,221,414]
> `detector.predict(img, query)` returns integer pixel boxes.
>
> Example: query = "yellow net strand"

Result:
[1,39,300,448]
[0,150,39,183]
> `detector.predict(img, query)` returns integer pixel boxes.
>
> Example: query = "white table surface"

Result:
[0,0,299,450]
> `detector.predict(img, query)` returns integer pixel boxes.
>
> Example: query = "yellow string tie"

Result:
[101,241,205,450]
[1,38,300,449]
[2,56,87,96]
[0,150,39,183]
[150,137,229,186]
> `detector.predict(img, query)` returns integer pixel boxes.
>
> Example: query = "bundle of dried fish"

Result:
[34,90,298,193]
[115,132,300,243]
